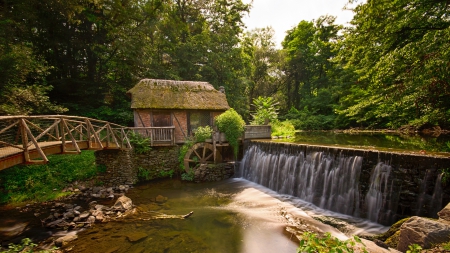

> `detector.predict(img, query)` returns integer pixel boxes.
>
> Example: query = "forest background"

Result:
[0,0,449,131]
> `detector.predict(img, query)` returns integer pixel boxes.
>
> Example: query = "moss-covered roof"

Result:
[127,79,230,110]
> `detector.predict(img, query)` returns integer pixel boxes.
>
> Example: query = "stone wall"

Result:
[95,146,180,186]
[132,146,180,180]
[95,145,234,185]
[95,150,137,186]
[194,163,234,182]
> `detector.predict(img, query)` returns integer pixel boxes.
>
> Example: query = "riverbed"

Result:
[1,178,388,253]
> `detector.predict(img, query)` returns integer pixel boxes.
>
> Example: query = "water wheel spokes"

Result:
[184,142,222,173]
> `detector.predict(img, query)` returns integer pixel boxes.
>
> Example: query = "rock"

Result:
[64,211,75,219]
[79,211,90,219]
[113,195,133,210]
[397,216,450,252]
[87,216,96,223]
[46,219,65,228]
[55,234,78,247]
[438,202,450,223]
[92,186,102,194]
[95,204,109,211]
[126,232,148,242]
[155,195,166,203]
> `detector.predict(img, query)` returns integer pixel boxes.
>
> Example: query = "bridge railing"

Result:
[0,115,132,165]
[126,127,175,146]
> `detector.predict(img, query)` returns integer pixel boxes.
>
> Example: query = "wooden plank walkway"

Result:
[0,115,132,171]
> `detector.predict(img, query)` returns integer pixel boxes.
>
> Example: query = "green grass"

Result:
[0,150,104,205]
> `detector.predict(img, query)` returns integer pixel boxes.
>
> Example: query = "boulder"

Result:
[397,216,450,252]
[438,202,450,223]
[113,195,133,210]
[55,234,78,247]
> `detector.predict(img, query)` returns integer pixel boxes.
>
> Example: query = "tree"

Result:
[242,27,283,115]
[281,16,343,129]
[337,0,450,129]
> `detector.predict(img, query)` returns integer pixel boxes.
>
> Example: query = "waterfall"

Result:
[364,162,394,222]
[239,143,362,217]
[238,141,447,225]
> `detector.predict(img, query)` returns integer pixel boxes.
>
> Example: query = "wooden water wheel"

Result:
[183,142,222,173]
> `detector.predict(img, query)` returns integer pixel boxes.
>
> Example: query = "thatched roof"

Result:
[127,79,230,110]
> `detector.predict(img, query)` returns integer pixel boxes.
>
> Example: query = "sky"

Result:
[242,0,355,47]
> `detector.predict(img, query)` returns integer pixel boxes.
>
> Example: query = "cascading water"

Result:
[239,143,362,217]
[238,141,448,225]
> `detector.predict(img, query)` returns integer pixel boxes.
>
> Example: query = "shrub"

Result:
[178,137,195,171]
[298,232,367,253]
[215,108,245,158]
[194,125,213,142]
[271,120,295,137]
[251,96,279,125]
[129,131,151,154]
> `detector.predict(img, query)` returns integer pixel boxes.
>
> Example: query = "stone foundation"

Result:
[95,150,136,186]
[95,146,234,185]
[193,163,234,182]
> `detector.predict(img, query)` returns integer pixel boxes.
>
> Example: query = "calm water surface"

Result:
[274,131,450,155]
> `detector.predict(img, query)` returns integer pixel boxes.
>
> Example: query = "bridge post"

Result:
[60,117,66,153]
[20,118,30,163]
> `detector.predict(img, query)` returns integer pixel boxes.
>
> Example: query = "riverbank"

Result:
[0,151,105,205]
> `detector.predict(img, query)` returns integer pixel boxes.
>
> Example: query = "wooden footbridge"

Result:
[0,115,174,171]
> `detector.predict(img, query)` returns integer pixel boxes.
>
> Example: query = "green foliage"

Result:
[159,169,174,179]
[137,167,150,181]
[194,126,213,142]
[0,238,58,253]
[178,138,195,171]
[297,232,367,253]
[336,0,450,129]
[442,241,450,251]
[271,120,295,137]
[0,151,102,204]
[0,84,68,116]
[129,131,151,154]
[441,168,450,186]
[251,96,279,125]
[284,107,335,130]
[215,108,245,158]
[181,169,195,181]
[406,244,422,253]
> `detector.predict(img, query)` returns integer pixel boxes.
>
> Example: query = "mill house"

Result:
[126,79,230,146]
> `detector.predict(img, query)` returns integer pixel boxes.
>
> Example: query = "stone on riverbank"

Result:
[113,195,133,211]
[55,234,78,247]
[397,216,450,252]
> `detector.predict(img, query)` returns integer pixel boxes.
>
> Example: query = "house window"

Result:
[189,111,211,134]
[152,112,172,127]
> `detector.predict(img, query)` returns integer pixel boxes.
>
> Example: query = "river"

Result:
[0,178,388,253]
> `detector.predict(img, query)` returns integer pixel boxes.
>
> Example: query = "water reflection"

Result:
[274,131,450,154]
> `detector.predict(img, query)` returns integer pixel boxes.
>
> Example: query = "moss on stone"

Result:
[374,217,410,243]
